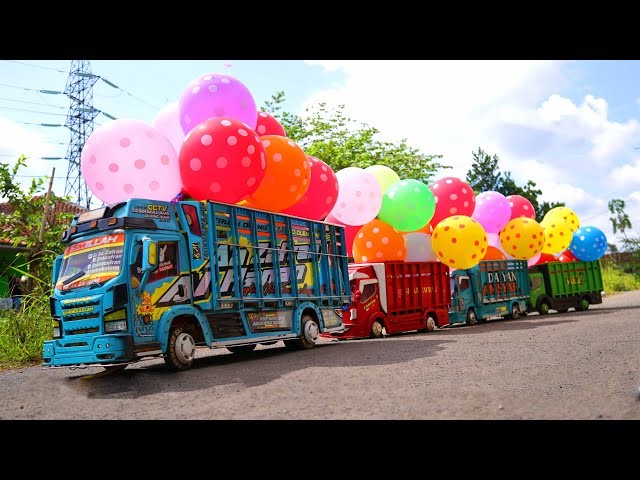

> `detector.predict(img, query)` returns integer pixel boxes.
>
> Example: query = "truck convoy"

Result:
[323,261,451,340]
[527,260,603,314]
[42,198,351,372]
[449,259,531,325]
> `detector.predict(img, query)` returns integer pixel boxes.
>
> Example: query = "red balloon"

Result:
[507,194,536,221]
[325,213,361,257]
[179,117,266,203]
[255,111,286,137]
[557,249,578,262]
[533,252,559,265]
[282,156,339,220]
[429,177,476,228]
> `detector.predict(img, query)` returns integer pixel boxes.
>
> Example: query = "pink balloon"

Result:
[527,252,542,267]
[403,232,438,262]
[81,119,182,204]
[281,156,339,220]
[472,191,511,233]
[507,194,536,221]
[178,73,257,135]
[152,102,184,156]
[328,167,382,226]
[325,213,361,257]
[429,177,476,228]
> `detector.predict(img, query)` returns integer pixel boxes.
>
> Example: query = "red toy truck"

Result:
[323,261,451,340]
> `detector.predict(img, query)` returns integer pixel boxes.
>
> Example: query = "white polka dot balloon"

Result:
[328,167,382,226]
[569,226,607,262]
[80,119,182,204]
[281,155,339,220]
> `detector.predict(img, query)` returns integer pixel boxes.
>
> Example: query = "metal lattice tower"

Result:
[63,60,99,209]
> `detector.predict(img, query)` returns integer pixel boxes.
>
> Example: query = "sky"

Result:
[0,59,639,250]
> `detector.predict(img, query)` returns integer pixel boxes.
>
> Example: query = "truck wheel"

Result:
[284,314,319,350]
[369,320,384,338]
[418,315,437,333]
[227,344,257,354]
[164,326,196,371]
[576,298,590,311]
[538,301,550,316]
[466,309,477,326]
[508,303,520,320]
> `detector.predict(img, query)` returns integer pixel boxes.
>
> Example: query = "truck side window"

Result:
[360,283,376,303]
[531,277,542,290]
[130,242,179,285]
[459,278,470,292]
[181,205,202,236]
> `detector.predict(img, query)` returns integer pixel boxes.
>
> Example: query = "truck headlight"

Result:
[52,318,61,338]
[104,309,128,333]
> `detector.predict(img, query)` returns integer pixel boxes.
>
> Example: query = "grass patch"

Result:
[0,290,52,370]
[602,262,640,293]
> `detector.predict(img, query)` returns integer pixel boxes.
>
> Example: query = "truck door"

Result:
[456,276,473,314]
[129,235,191,340]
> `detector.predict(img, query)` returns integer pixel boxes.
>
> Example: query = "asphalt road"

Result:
[1,290,639,420]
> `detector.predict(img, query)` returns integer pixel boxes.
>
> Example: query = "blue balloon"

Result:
[570,226,607,261]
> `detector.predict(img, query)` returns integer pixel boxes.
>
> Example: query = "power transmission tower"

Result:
[63,60,99,210]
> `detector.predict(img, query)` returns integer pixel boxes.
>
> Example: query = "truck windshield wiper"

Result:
[62,270,86,286]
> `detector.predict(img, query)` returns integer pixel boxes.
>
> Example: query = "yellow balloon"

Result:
[364,165,401,195]
[499,217,545,260]
[431,215,488,269]
[543,207,580,233]
[540,218,572,255]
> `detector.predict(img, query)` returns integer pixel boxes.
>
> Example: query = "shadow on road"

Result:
[66,336,454,398]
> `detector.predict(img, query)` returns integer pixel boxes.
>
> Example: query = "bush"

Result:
[0,290,52,369]
[602,262,640,293]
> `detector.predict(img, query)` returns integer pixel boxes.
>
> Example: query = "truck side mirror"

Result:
[354,289,362,301]
[142,239,158,273]
[52,256,63,286]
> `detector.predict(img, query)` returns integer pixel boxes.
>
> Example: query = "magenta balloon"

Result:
[178,73,257,135]
[81,119,182,205]
[152,102,185,156]
[281,156,339,220]
[328,167,382,226]
[472,191,511,233]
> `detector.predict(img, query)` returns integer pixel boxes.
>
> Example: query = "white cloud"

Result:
[610,158,640,188]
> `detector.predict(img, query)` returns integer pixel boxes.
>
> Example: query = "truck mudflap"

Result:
[42,334,134,367]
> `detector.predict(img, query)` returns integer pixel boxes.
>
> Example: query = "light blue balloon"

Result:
[569,226,607,262]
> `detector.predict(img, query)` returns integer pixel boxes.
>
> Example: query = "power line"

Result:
[97,75,160,110]
[0,106,68,116]
[0,96,66,109]
[0,154,68,160]
[3,60,67,73]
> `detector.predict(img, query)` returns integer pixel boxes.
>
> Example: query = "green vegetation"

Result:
[601,260,640,293]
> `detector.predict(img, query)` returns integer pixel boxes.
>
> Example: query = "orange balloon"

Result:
[244,135,311,212]
[483,245,507,261]
[352,219,406,263]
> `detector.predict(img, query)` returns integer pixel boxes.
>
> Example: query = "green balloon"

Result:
[365,165,401,195]
[377,179,436,232]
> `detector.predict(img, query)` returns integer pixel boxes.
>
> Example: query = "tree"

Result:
[0,156,75,294]
[466,147,564,220]
[608,199,639,272]
[263,92,450,184]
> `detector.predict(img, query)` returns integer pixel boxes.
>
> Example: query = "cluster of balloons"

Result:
[80,72,339,221]
[78,71,608,271]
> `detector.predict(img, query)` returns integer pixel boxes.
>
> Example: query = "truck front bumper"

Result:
[42,334,135,367]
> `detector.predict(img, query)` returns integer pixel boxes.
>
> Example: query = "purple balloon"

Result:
[152,102,184,155]
[472,191,511,233]
[178,73,257,135]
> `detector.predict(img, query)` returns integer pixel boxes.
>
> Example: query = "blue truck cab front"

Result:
[43,198,350,371]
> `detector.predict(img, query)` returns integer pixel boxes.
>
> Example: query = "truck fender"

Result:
[157,306,212,352]
[370,312,386,330]
[296,302,322,332]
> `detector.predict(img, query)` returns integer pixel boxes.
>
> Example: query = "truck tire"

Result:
[284,314,319,350]
[466,309,477,326]
[227,344,257,354]
[418,315,437,333]
[369,319,384,338]
[538,300,550,316]
[576,298,590,311]
[508,303,520,320]
[164,326,196,371]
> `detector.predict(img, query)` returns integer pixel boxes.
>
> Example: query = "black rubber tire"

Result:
[466,309,477,325]
[508,303,520,320]
[164,326,195,371]
[227,344,257,354]
[418,315,437,333]
[538,301,550,315]
[369,319,384,338]
[576,298,590,311]
[284,314,319,350]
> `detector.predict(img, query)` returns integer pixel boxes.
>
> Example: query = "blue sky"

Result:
[0,60,639,249]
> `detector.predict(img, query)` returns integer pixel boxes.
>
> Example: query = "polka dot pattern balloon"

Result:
[244,135,311,212]
[281,156,338,220]
[429,177,476,228]
[472,191,511,234]
[352,219,406,263]
[365,165,401,195]
[499,217,545,260]
[81,119,182,205]
[255,111,286,137]
[507,194,536,220]
[431,215,488,269]
[540,218,572,255]
[328,167,382,226]
[178,117,266,203]
[483,245,507,261]
[179,73,257,135]
[544,206,580,233]
[557,249,578,263]
[403,232,438,262]
[570,226,607,261]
